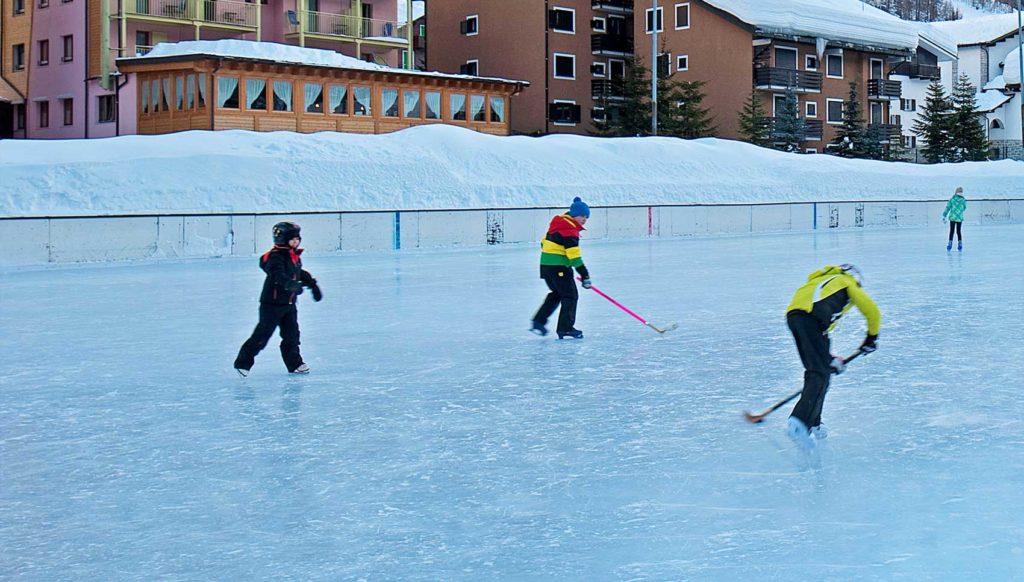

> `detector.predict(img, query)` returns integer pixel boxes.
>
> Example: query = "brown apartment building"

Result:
[428,0,635,135]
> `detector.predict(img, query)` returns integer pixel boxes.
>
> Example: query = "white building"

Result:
[889,24,958,160]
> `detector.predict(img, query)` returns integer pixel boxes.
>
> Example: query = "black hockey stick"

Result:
[743,350,864,424]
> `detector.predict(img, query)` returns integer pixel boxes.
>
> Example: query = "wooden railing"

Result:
[754,67,823,92]
[763,117,823,141]
[591,34,633,55]
[890,62,941,80]
[868,78,902,99]
[592,0,633,12]
[592,79,625,101]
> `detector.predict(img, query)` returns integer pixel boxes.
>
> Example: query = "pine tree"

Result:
[830,81,870,158]
[948,73,990,161]
[912,79,954,163]
[593,56,651,137]
[737,86,771,147]
[661,79,716,138]
[772,85,806,152]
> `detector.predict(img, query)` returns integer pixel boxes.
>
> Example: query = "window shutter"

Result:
[569,104,581,123]
[459,64,470,75]
[460,20,468,34]
[548,9,558,29]
[656,53,670,79]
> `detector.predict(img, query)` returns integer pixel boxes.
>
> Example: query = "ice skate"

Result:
[786,416,816,450]
[557,329,583,339]
[235,368,250,378]
[530,321,548,336]
[291,363,310,374]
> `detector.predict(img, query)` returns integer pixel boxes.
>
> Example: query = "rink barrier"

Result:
[1,199,1022,266]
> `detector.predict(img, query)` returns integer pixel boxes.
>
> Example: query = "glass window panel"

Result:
[186,75,195,109]
[161,78,170,111]
[489,96,505,123]
[425,91,440,119]
[404,90,421,118]
[382,88,399,117]
[353,86,371,116]
[141,81,149,114]
[450,94,466,120]
[175,75,184,110]
[329,85,348,114]
[198,73,206,108]
[304,83,324,113]
[151,79,159,111]
[273,81,292,111]
[246,79,267,110]
[217,76,239,108]
[471,95,485,121]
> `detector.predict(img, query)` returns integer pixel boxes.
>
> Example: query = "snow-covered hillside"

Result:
[1,126,1020,217]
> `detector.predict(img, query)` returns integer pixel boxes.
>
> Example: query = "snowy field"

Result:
[2,223,1022,580]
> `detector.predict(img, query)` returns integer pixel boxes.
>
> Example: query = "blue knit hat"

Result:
[568,197,590,218]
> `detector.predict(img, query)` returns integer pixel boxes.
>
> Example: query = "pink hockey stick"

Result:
[577,278,678,334]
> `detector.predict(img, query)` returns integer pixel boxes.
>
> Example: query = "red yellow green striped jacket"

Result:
[540,214,588,274]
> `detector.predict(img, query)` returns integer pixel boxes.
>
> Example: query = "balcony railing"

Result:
[592,0,633,13]
[754,67,823,93]
[592,79,625,101]
[286,11,407,42]
[135,44,155,56]
[125,0,257,27]
[868,78,902,100]
[867,123,901,141]
[890,61,941,80]
[763,117,823,142]
[591,34,633,56]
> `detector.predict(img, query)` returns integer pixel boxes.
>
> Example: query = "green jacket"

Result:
[943,194,966,222]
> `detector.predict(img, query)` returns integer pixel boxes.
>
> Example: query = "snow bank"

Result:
[1,125,1021,217]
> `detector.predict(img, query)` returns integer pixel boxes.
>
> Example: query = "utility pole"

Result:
[651,0,658,135]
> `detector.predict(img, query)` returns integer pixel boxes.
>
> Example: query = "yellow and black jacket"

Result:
[787,266,881,335]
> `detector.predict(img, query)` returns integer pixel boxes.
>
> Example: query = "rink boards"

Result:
[2,199,1023,266]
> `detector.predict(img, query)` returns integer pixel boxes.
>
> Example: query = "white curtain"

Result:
[186,75,195,109]
[382,88,398,117]
[353,87,371,116]
[141,82,149,114]
[273,80,292,111]
[217,76,238,108]
[425,91,440,119]
[404,91,421,118]
[450,94,466,120]
[471,95,485,121]
[490,96,505,122]
[329,85,347,114]
[161,78,170,110]
[246,79,266,109]
[198,73,206,107]
[175,76,184,110]
[304,83,323,113]
[151,80,160,111]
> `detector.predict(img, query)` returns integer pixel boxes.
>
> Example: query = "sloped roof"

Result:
[975,90,1012,113]
[0,77,23,104]
[931,13,1021,46]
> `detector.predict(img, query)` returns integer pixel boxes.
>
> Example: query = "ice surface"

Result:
[2,224,1023,579]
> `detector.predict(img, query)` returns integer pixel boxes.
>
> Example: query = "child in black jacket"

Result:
[234,221,322,376]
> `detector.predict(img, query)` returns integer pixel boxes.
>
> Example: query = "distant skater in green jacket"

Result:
[942,186,967,251]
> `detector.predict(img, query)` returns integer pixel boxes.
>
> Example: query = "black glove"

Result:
[310,281,323,302]
[860,334,878,354]
[286,280,304,294]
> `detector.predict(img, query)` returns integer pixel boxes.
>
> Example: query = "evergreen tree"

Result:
[737,86,771,147]
[660,79,716,138]
[948,73,990,161]
[912,79,954,163]
[593,56,651,137]
[830,81,870,158]
[772,85,806,152]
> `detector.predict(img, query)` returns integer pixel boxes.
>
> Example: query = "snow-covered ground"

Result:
[2,223,1022,579]
[2,126,1020,217]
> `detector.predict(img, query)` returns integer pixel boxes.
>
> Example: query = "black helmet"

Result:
[272,221,301,245]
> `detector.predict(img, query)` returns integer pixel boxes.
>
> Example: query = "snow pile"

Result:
[1003,46,1022,85]
[705,0,920,51]
[931,12,1021,45]
[1,125,1021,217]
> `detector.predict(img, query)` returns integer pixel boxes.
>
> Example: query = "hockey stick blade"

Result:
[646,322,679,334]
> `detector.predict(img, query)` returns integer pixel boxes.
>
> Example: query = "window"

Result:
[591,106,606,122]
[553,53,575,80]
[197,73,206,108]
[175,76,183,110]
[592,62,607,77]
[353,86,370,115]
[870,58,883,79]
[489,96,505,123]
[890,114,901,126]
[549,7,574,33]
[329,85,348,114]
[403,90,421,118]
[151,79,159,112]
[460,14,478,35]
[38,40,49,65]
[470,95,485,122]
[272,80,292,111]
[869,102,883,124]
[805,101,817,118]
[902,135,916,148]
[217,76,239,108]
[804,55,818,71]
[657,52,671,78]
[549,100,580,125]
[14,104,25,130]
[38,100,49,128]
[425,91,440,119]
[900,98,916,112]
[62,35,73,62]
[826,98,843,124]
[401,50,410,69]
[826,53,843,78]
[62,98,73,125]
[674,3,689,29]
[450,93,466,120]
[676,55,688,71]
[186,75,195,109]
[12,44,25,70]
[13,0,24,14]
[141,81,149,114]
[246,79,267,110]
[304,83,323,113]
[161,78,169,111]
[645,7,663,33]
[39,0,48,8]
[382,88,399,117]
[591,17,606,32]
[461,59,478,76]
[775,46,797,70]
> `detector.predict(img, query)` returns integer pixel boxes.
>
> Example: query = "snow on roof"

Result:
[984,75,1007,91]
[1002,46,1024,86]
[126,40,527,86]
[931,13,1021,46]
[704,0,919,52]
[975,90,1012,113]
[912,22,959,59]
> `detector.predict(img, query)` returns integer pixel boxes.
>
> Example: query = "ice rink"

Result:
[2,223,1022,580]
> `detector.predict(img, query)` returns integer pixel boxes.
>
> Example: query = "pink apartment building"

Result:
[1,0,414,138]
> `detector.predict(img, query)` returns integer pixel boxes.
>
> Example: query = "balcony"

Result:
[890,61,940,81]
[868,78,902,100]
[754,67,822,93]
[868,123,901,141]
[286,10,408,46]
[764,117,823,142]
[592,79,625,102]
[591,34,633,56]
[123,0,258,29]
[135,44,155,56]
[592,0,633,14]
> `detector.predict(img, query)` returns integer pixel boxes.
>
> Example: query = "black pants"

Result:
[948,221,962,241]
[787,311,832,428]
[533,267,579,334]
[234,303,303,372]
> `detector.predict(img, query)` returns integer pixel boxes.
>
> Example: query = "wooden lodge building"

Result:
[116,40,528,136]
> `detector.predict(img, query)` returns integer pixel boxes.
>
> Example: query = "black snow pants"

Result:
[234,303,304,372]
[948,221,963,242]
[533,266,579,334]
[787,310,832,428]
